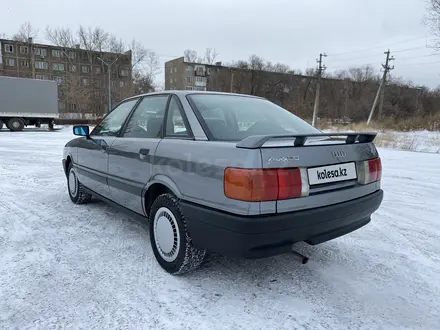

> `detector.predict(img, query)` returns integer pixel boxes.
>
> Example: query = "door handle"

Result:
[139,148,150,160]
[100,144,109,153]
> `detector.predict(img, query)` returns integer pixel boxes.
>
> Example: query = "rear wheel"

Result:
[0,121,3,130]
[7,118,25,132]
[149,193,206,275]
[67,162,92,204]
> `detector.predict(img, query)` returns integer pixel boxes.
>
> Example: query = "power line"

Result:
[327,53,384,65]
[327,62,383,71]
[328,35,430,57]
[326,52,439,71]
[327,46,429,66]
[395,53,439,61]
[392,46,428,53]
[396,59,440,67]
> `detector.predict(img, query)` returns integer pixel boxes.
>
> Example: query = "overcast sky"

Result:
[1,0,439,88]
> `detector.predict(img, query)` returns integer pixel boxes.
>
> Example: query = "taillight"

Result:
[358,157,382,184]
[224,168,309,202]
[224,168,278,201]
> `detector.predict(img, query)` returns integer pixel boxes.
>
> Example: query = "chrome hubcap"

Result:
[153,207,180,262]
[68,169,78,196]
[12,121,20,128]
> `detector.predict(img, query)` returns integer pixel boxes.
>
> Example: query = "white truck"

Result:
[0,76,59,131]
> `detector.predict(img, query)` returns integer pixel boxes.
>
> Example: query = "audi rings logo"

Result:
[332,150,346,159]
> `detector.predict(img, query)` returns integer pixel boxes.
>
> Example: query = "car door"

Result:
[107,94,170,214]
[76,98,139,199]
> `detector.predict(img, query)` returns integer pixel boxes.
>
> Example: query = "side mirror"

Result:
[73,125,90,137]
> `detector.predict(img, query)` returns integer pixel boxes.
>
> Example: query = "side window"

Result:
[91,99,138,136]
[165,96,191,137]
[123,95,169,138]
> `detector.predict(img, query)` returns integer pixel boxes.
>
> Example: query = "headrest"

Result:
[147,117,163,137]
[204,118,227,137]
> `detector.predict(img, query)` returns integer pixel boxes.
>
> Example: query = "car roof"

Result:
[122,90,265,102]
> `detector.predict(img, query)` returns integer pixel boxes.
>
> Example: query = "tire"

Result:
[67,162,92,204]
[0,121,3,130]
[7,118,25,132]
[48,122,54,130]
[149,193,206,275]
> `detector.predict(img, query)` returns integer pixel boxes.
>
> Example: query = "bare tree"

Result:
[132,71,155,94]
[144,51,160,78]
[204,48,219,64]
[107,35,125,53]
[248,55,265,70]
[305,67,318,76]
[77,26,109,52]
[425,0,440,48]
[265,62,291,73]
[129,39,148,70]
[45,26,77,48]
[348,65,379,83]
[13,22,39,42]
[184,49,198,62]
[247,55,265,95]
[42,24,176,97]
[155,81,165,92]
[61,73,95,116]
[232,60,249,69]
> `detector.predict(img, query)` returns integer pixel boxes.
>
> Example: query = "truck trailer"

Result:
[0,76,59,131]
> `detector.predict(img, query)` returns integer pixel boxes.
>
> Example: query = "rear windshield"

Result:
[187,94,320,141]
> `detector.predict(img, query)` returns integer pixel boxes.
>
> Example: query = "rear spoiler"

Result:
[236,132,377,149]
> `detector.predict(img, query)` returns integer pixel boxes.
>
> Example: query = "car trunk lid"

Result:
[234,132,381,213]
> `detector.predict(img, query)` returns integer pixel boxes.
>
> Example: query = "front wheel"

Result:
[149,193,206,275]
[67,162,92,204]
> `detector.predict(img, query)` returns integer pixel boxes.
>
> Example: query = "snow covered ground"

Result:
[374,130,440,153]
[1,127,439,330]
[326,128,440,153]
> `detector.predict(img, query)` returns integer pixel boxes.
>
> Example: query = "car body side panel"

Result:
[145,174,182,197]
[76,136,116,199]
[107,137,161,215]
[63,137,82,171]
[153,138,276,216]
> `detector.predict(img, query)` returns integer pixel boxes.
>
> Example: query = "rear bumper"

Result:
[181,190,383,259]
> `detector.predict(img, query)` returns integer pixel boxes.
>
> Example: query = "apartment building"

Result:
[0,38,132,116]
[165,57,225,91]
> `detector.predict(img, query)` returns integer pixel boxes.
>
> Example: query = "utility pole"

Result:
[415,87,422,112]
[97,56,118,113]
[230,70,234,93]
[312,52,327,127]
[367,49,394,125]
